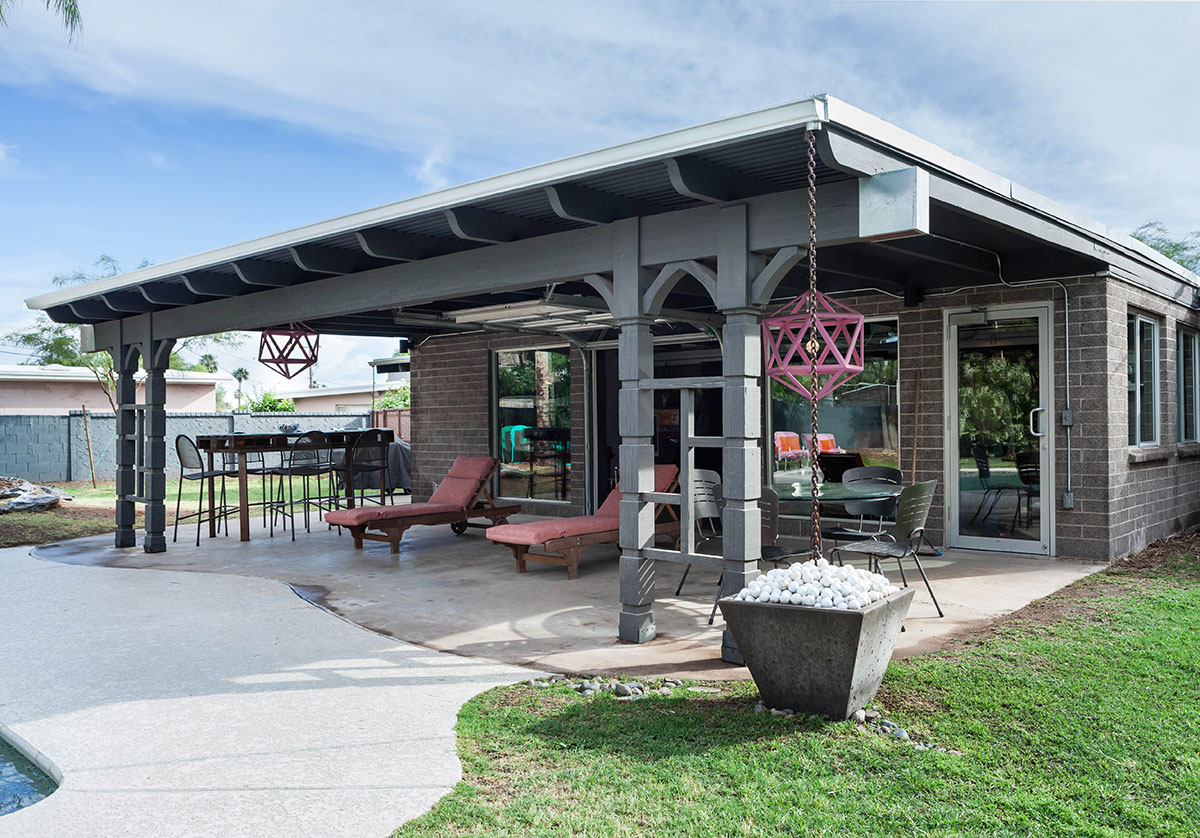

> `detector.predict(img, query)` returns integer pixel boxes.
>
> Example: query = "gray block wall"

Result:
[0,412,368,483]
[0,415,73,483]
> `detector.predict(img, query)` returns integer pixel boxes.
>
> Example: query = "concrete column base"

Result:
[114,529,136,549]
[619,604,656,644]
[143,534,166,553]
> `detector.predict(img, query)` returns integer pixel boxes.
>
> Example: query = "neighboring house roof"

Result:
[276,382,398,400]
[0,364,231,384]
[23,94,1199,327]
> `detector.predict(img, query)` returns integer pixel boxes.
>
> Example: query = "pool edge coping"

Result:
[0,722,63,788]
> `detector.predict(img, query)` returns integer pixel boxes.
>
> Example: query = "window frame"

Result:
[491,343,574,503]
[1128,312,1160,448]
[1179,327,1199,444]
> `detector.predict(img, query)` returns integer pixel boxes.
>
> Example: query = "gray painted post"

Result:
[142,338,175,553]
[718,205,763,664]
[613,219,659,643]
[112,345,139,548]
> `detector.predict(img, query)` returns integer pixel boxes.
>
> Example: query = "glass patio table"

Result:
[771,480,902,517]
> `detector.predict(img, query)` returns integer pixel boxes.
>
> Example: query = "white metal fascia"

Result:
[24,98,827,312]
[822,96,1200,287]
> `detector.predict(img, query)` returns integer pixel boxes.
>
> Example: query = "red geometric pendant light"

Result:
[258,322,320,379]
[762,290,865,401]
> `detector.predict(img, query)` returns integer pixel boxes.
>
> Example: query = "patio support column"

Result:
[111,344,140,548]
[613,218,659,643]
[141,338,175,553]
[717,204,763,664]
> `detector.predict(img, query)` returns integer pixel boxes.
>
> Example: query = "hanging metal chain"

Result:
[804,128,822,558]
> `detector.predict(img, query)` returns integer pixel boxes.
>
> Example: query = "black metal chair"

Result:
[221,446,275,527]
[330,429,391,508]
[172,434,236,546]
[968,444,1017,526]
[271,432,335,540]
[831,480,943,617]
[1012,451,1040,530]
[676,483,810,625]
[824,466,901,548]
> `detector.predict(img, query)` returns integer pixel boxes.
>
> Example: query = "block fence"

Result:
[0,412,369,483]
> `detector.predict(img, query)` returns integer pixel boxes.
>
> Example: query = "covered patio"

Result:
[35,517,1104,679]
[27,94,1172,666]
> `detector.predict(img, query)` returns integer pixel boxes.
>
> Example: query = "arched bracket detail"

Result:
[750,246,805,308]
[642,260,718,316]
[583,273,615,312]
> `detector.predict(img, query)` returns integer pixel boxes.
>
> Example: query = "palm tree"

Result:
[232,367,249,410]
[0,1,82,39]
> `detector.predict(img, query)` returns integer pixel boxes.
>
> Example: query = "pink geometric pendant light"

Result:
[762,290,865,401]
[258,322,320,379]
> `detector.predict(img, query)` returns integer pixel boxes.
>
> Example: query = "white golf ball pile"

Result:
[733,557,900,610]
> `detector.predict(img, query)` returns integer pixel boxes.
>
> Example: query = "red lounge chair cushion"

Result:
[486,514,619,547]
[594,463,679,517]
[428,455,495,509]
[326,502,463,528]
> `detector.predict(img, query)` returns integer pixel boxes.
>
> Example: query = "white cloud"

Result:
[413,145,451,191]
[145,150,168,169]
[0,142,15,169]
[0,1,1196,233]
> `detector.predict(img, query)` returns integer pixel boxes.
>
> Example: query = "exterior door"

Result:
[946,305,1053,554]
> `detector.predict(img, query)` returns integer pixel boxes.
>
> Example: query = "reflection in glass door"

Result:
[948,307,1052,554]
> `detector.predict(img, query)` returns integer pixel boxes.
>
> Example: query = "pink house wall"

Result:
[0,380,219,414]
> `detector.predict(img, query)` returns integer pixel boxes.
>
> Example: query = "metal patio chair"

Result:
[968,444,1017,526]
[1012,451,1040,530]
[271,432,336,540]
[172,434,237,546]
[676,481,810,625]
[330,429,391,508]
[824,466,901,550]
[831,479,943,617]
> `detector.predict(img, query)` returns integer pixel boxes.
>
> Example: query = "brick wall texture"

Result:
[411,334,587,516]
[409,274,1200,561]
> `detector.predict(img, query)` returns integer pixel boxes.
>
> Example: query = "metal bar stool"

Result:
[172,435,236,546]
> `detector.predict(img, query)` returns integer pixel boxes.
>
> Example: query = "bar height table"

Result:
[196,429,394,541]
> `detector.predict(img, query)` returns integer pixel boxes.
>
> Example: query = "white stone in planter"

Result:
[733,557,900,610]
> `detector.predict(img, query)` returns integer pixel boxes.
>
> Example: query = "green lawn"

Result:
[396,541,1200,837]
[0,478,277,548]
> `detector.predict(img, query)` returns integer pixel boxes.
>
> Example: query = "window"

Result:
[1180,328,1199,443]
[1128,313,1159,446]
[769,318,899,489]
[495,347,572,500]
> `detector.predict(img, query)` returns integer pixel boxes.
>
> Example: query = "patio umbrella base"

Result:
[718,588,914,720]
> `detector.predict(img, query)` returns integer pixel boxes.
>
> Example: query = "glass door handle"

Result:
[1029,407,1047,437]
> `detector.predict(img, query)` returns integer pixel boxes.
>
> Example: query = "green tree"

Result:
[373,384,410,409]
[0,0,81,39]
[1132,221,1200,273]
[232,367,250,409]
[958,351,1037,453]
[249,392,295,413]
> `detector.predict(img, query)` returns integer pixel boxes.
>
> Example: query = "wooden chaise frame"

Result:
[345,461,520,554]
[504,479,681,580]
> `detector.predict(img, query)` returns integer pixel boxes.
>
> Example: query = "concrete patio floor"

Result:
[35,513,1107,680]
[0,545,535,838]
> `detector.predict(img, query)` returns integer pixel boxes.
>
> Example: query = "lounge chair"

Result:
[485,464,679,579]
[325,455,519,554]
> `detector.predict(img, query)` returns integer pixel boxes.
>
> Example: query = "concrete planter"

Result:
[718,587,914,720]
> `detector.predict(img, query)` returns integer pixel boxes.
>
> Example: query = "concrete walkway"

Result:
[0,547,535,838]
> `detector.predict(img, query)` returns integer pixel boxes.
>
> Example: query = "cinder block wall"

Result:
[1,412,368,483]
[410,334,587,516]
[830,276,1113,559]
[0,415,71,482]
[1105,281,1200,556]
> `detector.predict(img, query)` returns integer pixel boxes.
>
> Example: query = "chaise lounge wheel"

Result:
[451,521,468,535]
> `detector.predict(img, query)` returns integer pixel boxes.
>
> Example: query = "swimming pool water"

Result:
[0,737,55,815]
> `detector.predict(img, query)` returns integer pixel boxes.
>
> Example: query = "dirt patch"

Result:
[934,533,1200,656]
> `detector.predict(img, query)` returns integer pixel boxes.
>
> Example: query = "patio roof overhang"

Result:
[25,94,1200,352]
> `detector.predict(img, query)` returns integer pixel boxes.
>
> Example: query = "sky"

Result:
[1,1,1197,393]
